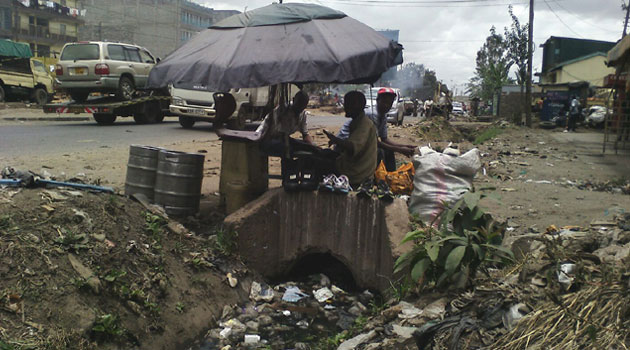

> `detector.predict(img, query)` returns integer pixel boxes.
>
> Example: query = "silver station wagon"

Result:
[55,41,157,102]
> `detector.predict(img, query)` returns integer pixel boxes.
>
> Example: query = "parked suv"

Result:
[55,41,156,102]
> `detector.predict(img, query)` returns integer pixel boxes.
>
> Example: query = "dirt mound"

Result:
[0,188,249,350]
[415,117,466,143]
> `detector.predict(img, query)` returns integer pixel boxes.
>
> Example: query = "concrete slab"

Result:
[224,188,411,293]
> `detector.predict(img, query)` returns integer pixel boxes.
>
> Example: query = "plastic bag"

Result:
[374,161,415,195]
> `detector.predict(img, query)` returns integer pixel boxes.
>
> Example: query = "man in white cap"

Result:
[337,87,415,171]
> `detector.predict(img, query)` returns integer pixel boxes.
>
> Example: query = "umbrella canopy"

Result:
[147,3,403,91]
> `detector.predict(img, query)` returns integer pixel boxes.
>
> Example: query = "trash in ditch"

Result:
[398,301,423,319]
[313,287,334,303]
[243,334,260,344]
[219,327,232,339]
[249,281,274,302]
[282,286,308,303]
[226,273,238,288]
[502,303,529,330]
[557,263,576,290]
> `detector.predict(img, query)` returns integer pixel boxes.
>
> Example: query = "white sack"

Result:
[409,147,481,224]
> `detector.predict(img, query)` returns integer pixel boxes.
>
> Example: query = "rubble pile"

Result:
[414,117,465,143]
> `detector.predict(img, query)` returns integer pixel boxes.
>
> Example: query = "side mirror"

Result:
[156,57,161,63]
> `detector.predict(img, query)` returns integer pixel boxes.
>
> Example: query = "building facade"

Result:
[0,0,84,58]
[78,0,239,59]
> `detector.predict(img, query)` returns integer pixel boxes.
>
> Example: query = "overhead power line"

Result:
[308,0,564,7]
[551,1,619,33]
[542,0,583,38]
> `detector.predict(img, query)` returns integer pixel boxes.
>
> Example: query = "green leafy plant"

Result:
[54,227,89,250]
[103,269,127,283]
[91,314,124,341]
[395,191,513,289]
[0,215,12,230]
[473,126,504,145]
[144,212,166,247]
[0,340,14,350]
[214,228,237,255]
[175,302,185,313]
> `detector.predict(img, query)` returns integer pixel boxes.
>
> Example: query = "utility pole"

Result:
[525,0,534,127]
[98,22,102,41]
[624,3,630,37]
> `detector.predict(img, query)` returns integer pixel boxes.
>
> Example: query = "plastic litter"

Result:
[219,327,232,339]
[398,301,423,319]
[313,287,334,303]
[282,286,308,303]
[557,263,576,290]
[502,303,529,329]
[243,334,260,344]
[250,281,274,302]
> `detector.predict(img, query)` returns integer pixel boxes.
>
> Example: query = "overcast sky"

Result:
[197,0,625,93]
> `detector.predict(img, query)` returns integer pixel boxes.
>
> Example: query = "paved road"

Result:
[0,112,346,156]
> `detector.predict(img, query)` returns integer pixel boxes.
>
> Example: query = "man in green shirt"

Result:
[324,91,378,188]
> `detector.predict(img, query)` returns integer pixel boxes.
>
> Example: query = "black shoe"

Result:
[357,179,374,199]
[299,170,319,191]
[376,180,394,202]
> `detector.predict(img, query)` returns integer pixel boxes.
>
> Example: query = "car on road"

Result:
[452,101,465,116]
[365,87,405,125]
[55,41,157,102]
[0,40,54,105]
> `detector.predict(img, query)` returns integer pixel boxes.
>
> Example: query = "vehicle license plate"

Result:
[72,67,87,75]
[188,108,206,115]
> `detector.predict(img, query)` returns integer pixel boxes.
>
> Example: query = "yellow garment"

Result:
[336,113,378,188]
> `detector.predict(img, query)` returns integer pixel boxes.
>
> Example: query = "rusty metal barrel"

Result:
[154,150,205,216]
[124,145,161,200]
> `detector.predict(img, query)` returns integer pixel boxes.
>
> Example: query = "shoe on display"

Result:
[319,174,337,192]
[333,175,352,194]
[357,179,374,198]
[376,180,394,202]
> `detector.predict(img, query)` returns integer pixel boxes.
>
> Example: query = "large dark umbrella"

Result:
[147,3,403,91]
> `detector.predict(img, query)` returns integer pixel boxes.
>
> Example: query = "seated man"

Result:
[257,90,314,156]
[337,88,415,172]
[323,90,378,189]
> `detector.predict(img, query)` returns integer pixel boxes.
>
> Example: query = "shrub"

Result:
[394,191,513,289]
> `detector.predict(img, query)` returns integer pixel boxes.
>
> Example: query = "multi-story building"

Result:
[78,0,239,59]
[0,0,84,58]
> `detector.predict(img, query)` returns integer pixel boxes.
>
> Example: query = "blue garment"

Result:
[337,108,387,140]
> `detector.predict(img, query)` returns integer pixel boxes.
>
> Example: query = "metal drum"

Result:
[125,145,161,200]
[154,150,205,216]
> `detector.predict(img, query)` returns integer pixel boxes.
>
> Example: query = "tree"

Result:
[395,62,425,99]
[504,5,529,123]
[419,69,438,100]
[469,27,513,103]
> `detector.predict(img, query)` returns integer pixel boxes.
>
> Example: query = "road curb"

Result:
[2,117,91,122]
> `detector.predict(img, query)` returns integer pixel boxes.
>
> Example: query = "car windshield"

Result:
[60,44,99,61]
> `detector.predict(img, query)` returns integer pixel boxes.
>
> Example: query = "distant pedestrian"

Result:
[565,95,580,132]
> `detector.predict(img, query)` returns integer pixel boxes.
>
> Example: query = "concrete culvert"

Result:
[280,252,359,292]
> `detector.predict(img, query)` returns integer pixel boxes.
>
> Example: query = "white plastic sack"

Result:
[409,147,481,224]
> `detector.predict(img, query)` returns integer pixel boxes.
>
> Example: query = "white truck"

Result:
[169,85,271,129]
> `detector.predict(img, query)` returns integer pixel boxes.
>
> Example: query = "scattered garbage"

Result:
[281,286,309,303]
[313,287,334,303]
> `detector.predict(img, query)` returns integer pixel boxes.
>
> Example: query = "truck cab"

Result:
[170,85,271,129]
[0,40,54,105]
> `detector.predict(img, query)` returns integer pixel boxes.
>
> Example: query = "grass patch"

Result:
[473,126,504,145]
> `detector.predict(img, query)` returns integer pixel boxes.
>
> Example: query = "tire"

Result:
[134,101,163,124]
[0,85,5,102]
[33,87,48,106]
[70,91,89,103]
[93,113,116,125]
[179,116,195,128]
[116,76,135,101]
